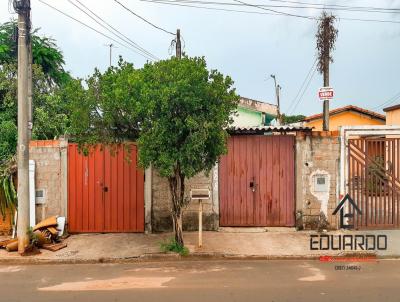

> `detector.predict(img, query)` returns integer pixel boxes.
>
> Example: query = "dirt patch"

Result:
[38,276,175,291]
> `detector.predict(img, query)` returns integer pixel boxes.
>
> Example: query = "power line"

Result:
[286,59,317,113]
[141,0,279,15]
[149,0,400,14]
[68,0,158,60]
[371,91,400,110]
[37,0,156,61]
[289,62,317,114]
[234,0,315,19]
[141,0,400,23]
[112,0,175,35]
[263,0,400,12]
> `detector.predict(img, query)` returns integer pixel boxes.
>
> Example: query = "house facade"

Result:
[233,97,277,127]
[26,128,345,233]
[384,104,400,126]
[303,105,386,131]
[9,103,399,235]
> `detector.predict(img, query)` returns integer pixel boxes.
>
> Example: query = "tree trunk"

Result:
[168,165,186,247]
[172,210,184,247]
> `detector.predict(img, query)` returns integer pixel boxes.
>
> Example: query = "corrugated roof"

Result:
[229,125,312,133]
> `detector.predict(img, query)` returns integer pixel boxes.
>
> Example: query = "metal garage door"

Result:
[219,135,295,227]
[68,144,144,232]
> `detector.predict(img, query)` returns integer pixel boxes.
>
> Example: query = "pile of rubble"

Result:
[0,216,67,254]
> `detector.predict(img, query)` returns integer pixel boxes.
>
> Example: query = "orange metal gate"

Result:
[68,144,144,233]
[219,135,295,227]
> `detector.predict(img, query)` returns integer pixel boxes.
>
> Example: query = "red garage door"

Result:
[68,144,144,233]
[219,135,295,227]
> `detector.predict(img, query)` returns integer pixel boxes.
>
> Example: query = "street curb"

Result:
[0,252,398,265]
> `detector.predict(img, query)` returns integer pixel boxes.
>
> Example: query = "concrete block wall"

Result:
[29,140,68,224]
[296,131,341,230]
[151,167,218,232]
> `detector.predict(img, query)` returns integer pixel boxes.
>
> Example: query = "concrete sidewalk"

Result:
[0,229,399,264]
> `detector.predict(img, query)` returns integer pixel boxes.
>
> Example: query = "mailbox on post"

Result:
[190,188,211,200]
[190,188,210,248]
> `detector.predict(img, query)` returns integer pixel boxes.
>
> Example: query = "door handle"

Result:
[103,186,108,192]
[250,181,256,192]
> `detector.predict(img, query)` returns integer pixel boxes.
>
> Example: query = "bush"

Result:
[160,238,189,256]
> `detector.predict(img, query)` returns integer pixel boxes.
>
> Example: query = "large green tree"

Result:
[70,57,238,247]
[0,21,72,163]
[0,21,70,85]
[0,22,72,216]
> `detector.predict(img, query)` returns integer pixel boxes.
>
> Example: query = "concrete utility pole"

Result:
[317,12,337,131]
[270,74,282,125]
[27,31,33,140]
[14,0,31,254]
[176,29,182,59]
[322,55,329,131]
[105,43,114,67]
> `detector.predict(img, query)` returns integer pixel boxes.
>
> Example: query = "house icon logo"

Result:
[332,193,362,229]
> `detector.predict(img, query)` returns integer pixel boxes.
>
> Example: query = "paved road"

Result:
[0,260,399,302]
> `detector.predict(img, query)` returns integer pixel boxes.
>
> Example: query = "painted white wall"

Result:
[29,160,35,228]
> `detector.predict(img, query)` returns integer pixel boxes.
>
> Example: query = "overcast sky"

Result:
[1,0,399,116]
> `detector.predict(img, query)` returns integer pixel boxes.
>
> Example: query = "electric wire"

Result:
[286,58,317,113]
[112,0,175,35]
[234,0,315,19]
[147,0,400,14]
[371,91,400,111]
[68,0,159,60]
[141,0,400,23]
[37,0,156,61]
[263,0,400,12]
[141,0,279,15]
[289,62,318,114]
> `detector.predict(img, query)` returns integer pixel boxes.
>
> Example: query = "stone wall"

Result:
[151,167,218,232]
[295,131,340,230]
[29,140,68,223]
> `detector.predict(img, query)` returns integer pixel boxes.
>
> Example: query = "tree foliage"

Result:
[0,21,72,215]
[316,12,338,75]
[281,114,306,124]
[0,21,70,85]
[0,63,71,164]
[70,56,239,246]
[69,60,143,147]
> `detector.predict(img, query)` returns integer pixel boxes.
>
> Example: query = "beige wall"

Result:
[386,108,400,126]
[29,140,68,223]
[296,132,340,229]
[151,168,218,232]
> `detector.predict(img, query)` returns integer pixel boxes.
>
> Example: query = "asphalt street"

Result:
[0,260,399,302]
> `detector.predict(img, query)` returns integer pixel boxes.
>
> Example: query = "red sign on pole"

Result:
[318,87,334,100]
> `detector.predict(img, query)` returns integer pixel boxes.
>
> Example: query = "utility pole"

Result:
[105,43,115,67]
[322,54,329,131]
[27,27,33,140]
[270,74,282,125]
[14,0,31,254]
[176,29,181,59]
[316,12,338,131]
